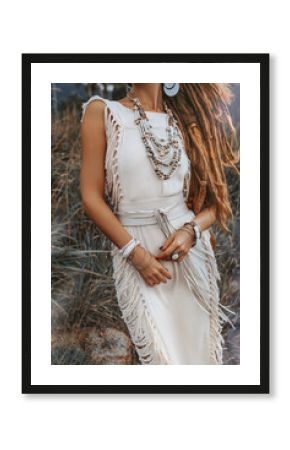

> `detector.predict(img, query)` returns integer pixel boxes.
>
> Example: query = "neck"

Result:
[129,84,164,112]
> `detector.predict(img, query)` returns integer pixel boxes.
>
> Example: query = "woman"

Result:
[80,83,239,365]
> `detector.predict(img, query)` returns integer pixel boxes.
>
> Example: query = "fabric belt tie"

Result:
[116,198,190,239]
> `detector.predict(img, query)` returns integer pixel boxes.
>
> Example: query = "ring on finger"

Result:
[171,250,180,261]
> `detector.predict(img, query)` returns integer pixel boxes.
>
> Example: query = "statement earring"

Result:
[163,83,180,97]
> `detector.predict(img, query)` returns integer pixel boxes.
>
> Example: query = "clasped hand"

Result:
[129,229,194,287]
[155,228,195,263]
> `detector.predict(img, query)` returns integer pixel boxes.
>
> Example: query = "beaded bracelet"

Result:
[191,219,202,240]
[182,219,202,245]
[179,224,196,247]
[119,238,141,259]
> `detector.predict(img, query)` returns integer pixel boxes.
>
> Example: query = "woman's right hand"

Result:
[129,245,172,287]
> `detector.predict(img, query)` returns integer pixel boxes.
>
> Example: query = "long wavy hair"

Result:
[164,83,240,234]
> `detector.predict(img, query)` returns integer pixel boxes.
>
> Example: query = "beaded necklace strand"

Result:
[127,93,183,180]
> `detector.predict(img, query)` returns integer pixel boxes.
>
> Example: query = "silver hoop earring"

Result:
[163,83,180,97]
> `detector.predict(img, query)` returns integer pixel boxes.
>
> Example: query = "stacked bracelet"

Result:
[178,224,196,247]
[181,219,202,247]
[119,238,141,260]
[191,220,202,240]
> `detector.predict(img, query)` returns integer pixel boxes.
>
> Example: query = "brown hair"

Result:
[165,83,240,234]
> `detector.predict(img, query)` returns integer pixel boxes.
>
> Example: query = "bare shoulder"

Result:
[82,98,106,119]
[80,98,108,140]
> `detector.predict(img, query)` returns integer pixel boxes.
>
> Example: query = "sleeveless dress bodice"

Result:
[105,101,191,205]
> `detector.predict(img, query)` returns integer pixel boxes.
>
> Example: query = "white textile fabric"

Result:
[81,95,235,365]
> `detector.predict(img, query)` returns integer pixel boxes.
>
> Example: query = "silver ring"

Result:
[171,251,179,261]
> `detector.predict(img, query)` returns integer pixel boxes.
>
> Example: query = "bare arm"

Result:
[80,99,172,286]
[80,100,133,249]
[191,204,217,231]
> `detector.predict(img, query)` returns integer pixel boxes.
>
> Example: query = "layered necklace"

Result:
[127,92,183,181]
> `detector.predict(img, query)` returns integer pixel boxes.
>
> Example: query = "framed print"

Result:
[22,53,269,394]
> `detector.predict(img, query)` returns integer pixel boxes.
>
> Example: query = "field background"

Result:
[51,83,240,365]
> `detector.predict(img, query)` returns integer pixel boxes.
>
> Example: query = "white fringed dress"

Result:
[80,94,235,365]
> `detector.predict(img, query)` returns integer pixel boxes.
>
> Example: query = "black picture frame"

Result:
[22,53,269,394]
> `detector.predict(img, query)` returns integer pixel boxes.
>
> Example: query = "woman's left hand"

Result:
[155,229,195,263]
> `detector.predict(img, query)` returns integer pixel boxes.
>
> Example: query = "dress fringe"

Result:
[181,233,236,364]
[104,107,124,211]
[111,247,172,365]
